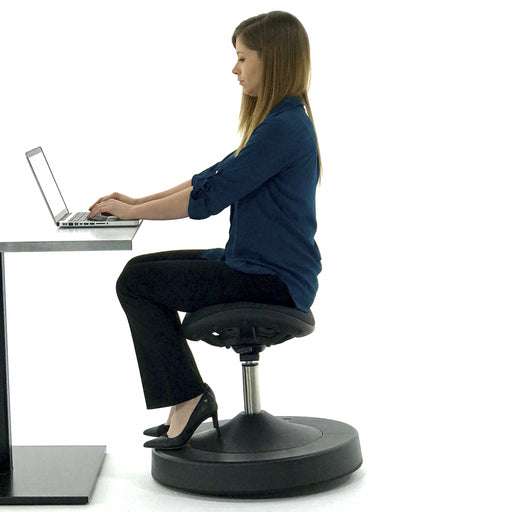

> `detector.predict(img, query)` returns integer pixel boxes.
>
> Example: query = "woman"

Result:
[89,11,322,449]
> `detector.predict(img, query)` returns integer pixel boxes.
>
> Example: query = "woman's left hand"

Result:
[88,198,138,220]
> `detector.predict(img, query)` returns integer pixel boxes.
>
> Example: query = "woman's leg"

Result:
[116,250,295,412]
[116,251,208,409]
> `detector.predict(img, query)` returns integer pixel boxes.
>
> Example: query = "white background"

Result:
[1,0,511,510]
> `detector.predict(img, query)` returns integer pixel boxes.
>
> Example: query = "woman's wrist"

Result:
[131,203,144,219]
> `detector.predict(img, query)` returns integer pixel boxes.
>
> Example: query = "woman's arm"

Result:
[88,182,193,220]
[89,180,192,210]
[135,180,192,204]
[133,186,192,220]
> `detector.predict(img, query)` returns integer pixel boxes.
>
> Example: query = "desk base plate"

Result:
[0,445,105,505]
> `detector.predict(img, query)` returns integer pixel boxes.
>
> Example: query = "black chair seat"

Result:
[182,302,315,350]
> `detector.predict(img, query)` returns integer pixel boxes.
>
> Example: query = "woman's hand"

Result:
[89,192,138,211]
[88,193,139,220]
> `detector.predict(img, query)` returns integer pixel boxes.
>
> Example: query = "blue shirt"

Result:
[188,96,321,312]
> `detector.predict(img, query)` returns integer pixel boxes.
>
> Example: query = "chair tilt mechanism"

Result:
[150,302,363,498]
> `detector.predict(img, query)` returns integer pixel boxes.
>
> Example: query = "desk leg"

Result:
[0,252,12,474]
[0,253,106,505]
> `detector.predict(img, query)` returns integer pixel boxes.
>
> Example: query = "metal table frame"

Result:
[0,226,139,504]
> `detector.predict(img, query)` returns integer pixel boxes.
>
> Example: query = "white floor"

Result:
[4,411,509,512]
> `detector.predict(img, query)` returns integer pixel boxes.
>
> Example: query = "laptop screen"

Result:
[26,147,68,223]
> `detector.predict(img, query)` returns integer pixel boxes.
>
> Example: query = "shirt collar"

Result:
[268,96,303,116]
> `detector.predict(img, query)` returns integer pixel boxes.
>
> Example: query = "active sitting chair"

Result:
[150,302,363,498]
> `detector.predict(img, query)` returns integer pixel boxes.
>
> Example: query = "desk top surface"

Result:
[0,222,141,252]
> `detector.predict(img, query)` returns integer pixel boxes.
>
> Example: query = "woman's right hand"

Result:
[89,192,139,212]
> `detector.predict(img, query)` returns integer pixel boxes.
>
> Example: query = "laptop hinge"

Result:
[56,209,69,223]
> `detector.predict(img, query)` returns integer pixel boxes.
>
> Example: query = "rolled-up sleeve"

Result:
[188,117,305,220]
[188,161,223,219]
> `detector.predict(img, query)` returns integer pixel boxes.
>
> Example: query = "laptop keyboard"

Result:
[68,212,109,222]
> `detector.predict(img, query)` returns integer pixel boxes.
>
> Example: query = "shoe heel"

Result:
[212,411,221,438]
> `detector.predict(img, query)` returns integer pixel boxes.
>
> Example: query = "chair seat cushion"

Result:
[182,302,315,349]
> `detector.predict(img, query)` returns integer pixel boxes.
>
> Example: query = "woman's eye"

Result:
[238,58,245,62]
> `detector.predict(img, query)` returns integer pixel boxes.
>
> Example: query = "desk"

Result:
[0,225,140,504]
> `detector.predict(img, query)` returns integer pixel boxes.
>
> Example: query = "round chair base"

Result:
[151,411,363,498]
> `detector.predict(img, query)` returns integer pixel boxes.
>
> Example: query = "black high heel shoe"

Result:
[143,388,221,449]
[143,383,215,437]
[143,423,169,437]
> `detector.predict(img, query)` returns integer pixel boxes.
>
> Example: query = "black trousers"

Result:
[116,250,295,409]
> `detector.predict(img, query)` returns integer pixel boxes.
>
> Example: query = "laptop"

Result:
[25,147,141,228]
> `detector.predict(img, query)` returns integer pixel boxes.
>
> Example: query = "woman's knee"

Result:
[116,258,140,300]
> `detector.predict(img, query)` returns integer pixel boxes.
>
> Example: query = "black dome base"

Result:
[151,411,363,498]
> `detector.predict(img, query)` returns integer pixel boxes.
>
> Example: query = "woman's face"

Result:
[232,39,263,97]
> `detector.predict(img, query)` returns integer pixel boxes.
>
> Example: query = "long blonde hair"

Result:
[232,11,322,174]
